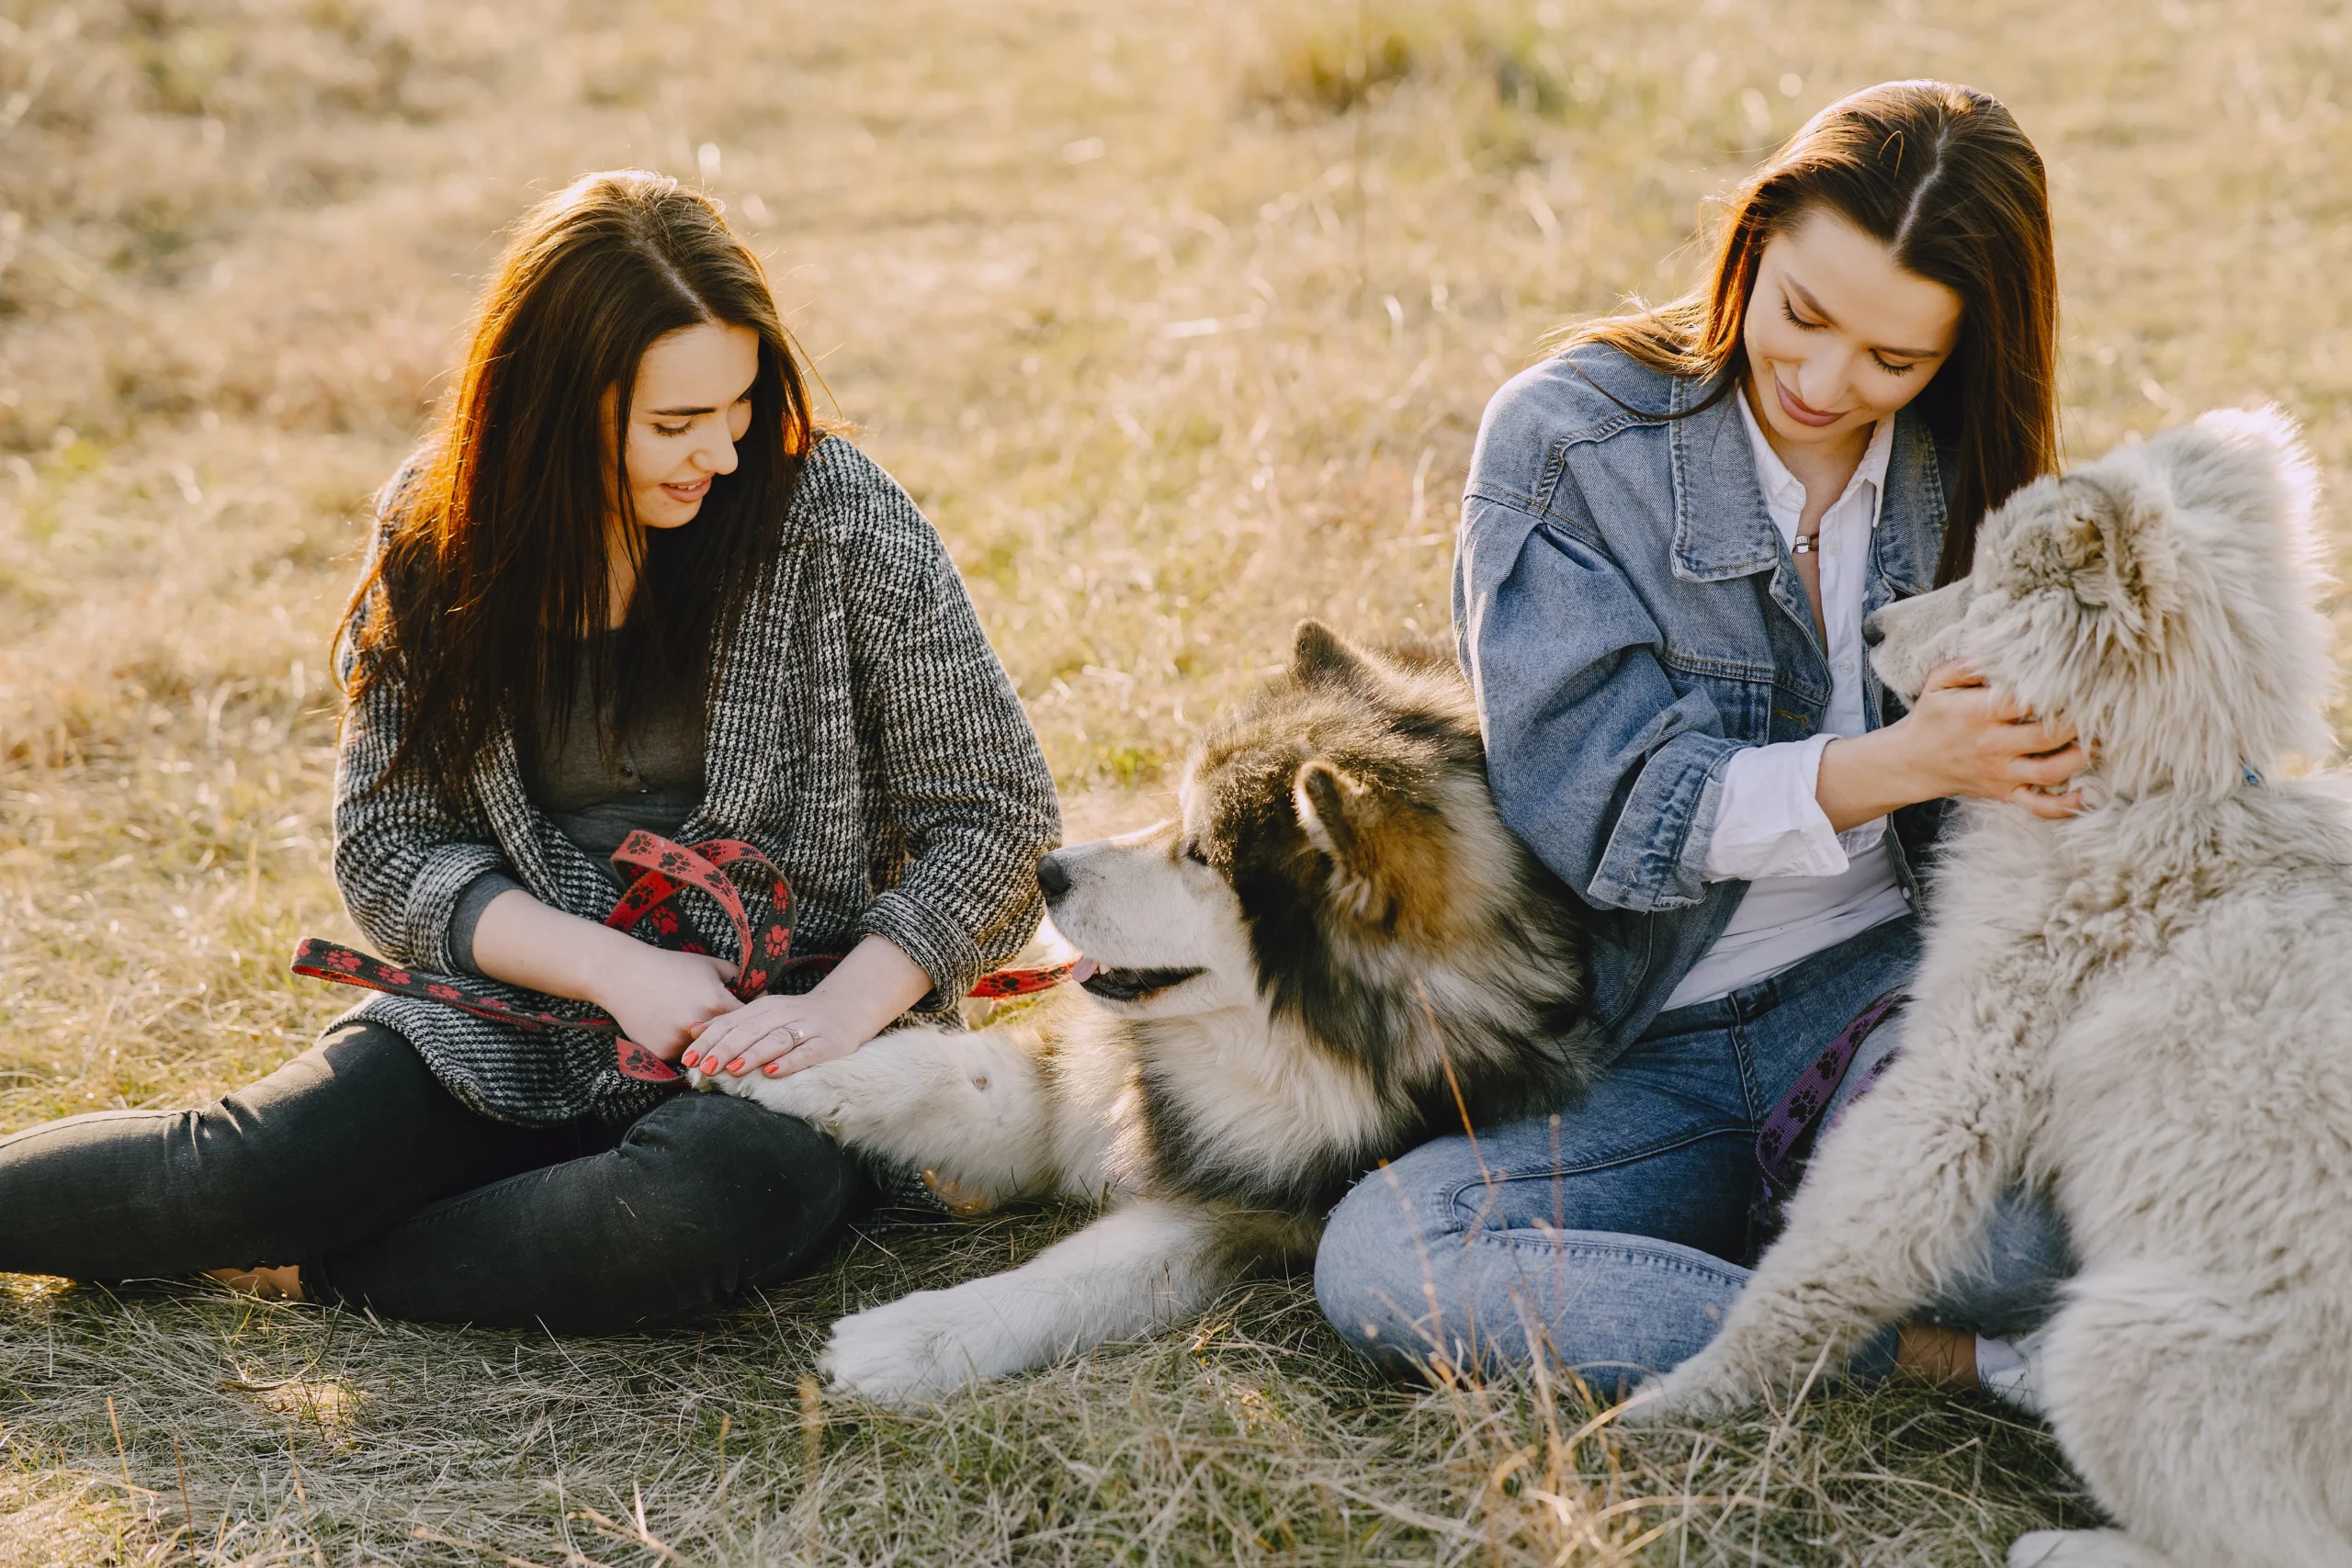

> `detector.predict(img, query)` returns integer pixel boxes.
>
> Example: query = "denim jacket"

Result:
[1453,343,1956,1055]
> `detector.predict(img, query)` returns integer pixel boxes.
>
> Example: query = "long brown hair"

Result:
[339,170,824,805]
[1561,80,2057,585]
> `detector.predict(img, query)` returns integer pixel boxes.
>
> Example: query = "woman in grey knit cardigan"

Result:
[0,172,1061,1332]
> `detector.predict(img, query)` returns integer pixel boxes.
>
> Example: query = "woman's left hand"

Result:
[684,992,864,1078]
[681,931,934,1080]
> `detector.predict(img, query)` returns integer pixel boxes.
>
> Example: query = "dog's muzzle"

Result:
[1861,611,1886,649]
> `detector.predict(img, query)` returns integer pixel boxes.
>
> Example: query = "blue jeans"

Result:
[1314,916,2074,1395]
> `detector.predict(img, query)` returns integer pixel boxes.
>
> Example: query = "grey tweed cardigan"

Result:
[331,436,1062,1126]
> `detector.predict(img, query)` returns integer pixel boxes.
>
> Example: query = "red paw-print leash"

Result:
[291,830,1077,1084]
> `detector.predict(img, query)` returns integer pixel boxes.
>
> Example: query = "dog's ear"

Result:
[1293,759,1364,863]
[2053,472,2182,650]
[1291,621,1376,691]
[1293,759,1445,926]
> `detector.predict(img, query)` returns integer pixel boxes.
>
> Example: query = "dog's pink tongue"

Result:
[1069,956,1100,983]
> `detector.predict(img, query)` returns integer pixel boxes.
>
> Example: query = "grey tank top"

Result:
[445,638,711,976]
[523,636,707,868]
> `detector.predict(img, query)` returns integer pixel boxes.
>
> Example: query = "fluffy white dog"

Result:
[1630,408,2352,1568]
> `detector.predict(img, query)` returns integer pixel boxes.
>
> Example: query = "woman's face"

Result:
[1742,206,1962,453]
[605,321,760,530]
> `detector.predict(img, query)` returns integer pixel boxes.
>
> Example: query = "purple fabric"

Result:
[1754,987,1905,1206]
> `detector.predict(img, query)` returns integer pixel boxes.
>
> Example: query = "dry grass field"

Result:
[3,0,2347,1561]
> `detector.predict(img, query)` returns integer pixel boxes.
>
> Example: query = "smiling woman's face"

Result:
[1742,206,1962,454]
[603,321,760,531]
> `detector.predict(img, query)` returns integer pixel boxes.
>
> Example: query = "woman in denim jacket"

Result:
[1318,82,2080,1401]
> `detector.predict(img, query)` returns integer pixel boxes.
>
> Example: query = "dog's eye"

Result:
[1182,840,1211,867]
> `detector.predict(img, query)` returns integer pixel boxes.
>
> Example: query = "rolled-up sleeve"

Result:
[1455,492,1741,912]
[1701,736,1888,882]
[844,512,1061,1008]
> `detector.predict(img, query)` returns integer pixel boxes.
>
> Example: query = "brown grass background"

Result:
[0,0,2344,1561]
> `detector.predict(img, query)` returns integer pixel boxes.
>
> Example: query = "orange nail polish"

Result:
[763,1063,781,1077]
[726,1058,745,1074]
[682,1051,699,1069]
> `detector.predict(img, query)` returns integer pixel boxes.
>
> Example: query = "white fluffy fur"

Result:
[1631,409,2352,1568]
[812,1200,1225,1403]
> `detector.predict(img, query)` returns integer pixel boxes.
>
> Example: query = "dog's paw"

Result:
[684,1060,772,1099]
[818,1291,995,1405]
[2006,1529,2170,1568]
[728,1063,852,1131]
[1616,1355,1759,1427]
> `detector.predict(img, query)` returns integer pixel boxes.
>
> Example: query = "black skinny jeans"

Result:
[0,1020,860,1333]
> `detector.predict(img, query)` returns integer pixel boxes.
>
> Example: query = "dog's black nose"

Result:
[1035,852,1071,902]
[1860,612,1885,649]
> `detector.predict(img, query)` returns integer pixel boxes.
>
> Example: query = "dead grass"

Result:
[1,1216,2098,1566]
[4,0,2347,1561]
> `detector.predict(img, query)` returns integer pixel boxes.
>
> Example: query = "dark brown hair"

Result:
[339,169,825,805]
[1560,80,2058,585]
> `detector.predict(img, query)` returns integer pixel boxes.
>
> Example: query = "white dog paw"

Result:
[2007,1530,2172,1568]
[1613,1385,1697,1429]
[687,1062,774,1101]
[818,1292,994,1405]
[731,1066,849,1130]
[1617,1359,1755,1427]
[2009,1533,2072,1568]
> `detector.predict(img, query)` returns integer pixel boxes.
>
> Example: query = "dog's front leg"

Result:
[820,1200,1235,1404]
[1631,1016,2044,1422]
[714,1022,1061,1211]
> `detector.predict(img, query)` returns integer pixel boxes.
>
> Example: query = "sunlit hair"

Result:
[1557,80,2058,585]
[338,169,826,805]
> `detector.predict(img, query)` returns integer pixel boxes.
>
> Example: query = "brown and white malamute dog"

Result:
[716,623,1602,1403]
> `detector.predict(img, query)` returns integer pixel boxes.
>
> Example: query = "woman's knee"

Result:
[621,1092,861,1273]
[1316,1150,1464,1371]
[0,1019,455,1278]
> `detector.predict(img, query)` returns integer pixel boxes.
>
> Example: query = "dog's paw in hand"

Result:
[819,1292,986,1405]
[689,1063,782,1105]
[734,1063,850,1130]
[683,1053,842,1122]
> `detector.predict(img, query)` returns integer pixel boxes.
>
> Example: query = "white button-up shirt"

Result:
[1661,391,1910,1010]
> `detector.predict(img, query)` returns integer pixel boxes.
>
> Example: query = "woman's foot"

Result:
[207,1264,304,1301]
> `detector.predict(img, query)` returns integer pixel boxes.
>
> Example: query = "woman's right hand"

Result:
[469,887,744,1061]
[588,945,742,1061]
[1818,660,2087,829]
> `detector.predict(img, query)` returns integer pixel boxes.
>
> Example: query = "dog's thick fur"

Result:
[1632,409,2352,1568]
[715,623,1604,1403]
